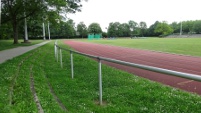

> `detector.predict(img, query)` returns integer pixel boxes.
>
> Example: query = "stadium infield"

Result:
[64,40,201,95]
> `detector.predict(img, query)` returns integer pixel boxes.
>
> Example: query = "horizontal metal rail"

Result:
[55,44,201,82]
[54,41,201,105]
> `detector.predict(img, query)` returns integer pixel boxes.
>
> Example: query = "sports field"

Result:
[83,38,201,57]
[65,39,201,95]
[1,39,201,112]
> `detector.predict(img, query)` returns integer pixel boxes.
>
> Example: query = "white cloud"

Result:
[68,0,201,31]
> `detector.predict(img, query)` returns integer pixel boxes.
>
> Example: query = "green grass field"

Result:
[83,38,201,57]
[1,40,201,112]
[0,40,44,51]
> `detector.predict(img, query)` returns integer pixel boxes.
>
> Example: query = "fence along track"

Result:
[54,41,201,105]
[55,44,201,82]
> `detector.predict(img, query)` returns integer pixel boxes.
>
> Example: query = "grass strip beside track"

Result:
[0,40,201,112]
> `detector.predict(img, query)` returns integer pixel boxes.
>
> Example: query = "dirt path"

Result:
[64,40,201,95]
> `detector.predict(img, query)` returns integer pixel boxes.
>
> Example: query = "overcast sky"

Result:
[68,0,201,31]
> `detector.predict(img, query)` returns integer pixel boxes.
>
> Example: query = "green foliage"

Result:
[1,40,201,112]
[154,21,173,36]
[170,20,201,34]
[60,21,76,38]
[102,32,108,38]
[21,10,62,38]
[170,22,180,33]
[182,21,194,33]
[139,21,147,36]
[119,23,130,37]
[107,22,120,37]
[1,0,46,43]
[107,22,131,37]
[77,22,88,38]
[0,23,13,39]
[128,20,138,29]
[147,21,160,36]
[193,20,201,34]
[88,23,102,34]
[128,20,138,36]
[1,0,84,43]
[49,19,76,38]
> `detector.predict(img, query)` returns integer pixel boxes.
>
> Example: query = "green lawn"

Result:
[1,40,201,112]
[83,38,201,57]
[0,40,45,51]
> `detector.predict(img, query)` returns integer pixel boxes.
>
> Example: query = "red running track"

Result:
[64,40,201,95]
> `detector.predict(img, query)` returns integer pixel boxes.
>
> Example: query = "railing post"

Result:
[60,48,63,68]
[70,51,74,79]
[98,58,103,105]
[57,47,59,62]
[54,42,57,59]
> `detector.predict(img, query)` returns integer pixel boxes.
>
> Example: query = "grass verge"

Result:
[0,40,201,112]
[0,39,44,51]
[83,38,201,57]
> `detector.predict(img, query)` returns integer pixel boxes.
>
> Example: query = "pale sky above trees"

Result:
[68,0,201,31]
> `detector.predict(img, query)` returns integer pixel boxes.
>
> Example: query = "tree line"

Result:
[76,20,201,38]
[0,0,86,44]
[1,0,201,43]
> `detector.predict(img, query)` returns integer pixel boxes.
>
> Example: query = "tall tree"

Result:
[107,22,120,37]
[49,19,76,38]
[107,22,115,37]
[154,21,173,36]
[77,22,87,38]
[184,21,194,34]
[128,20,138,36]
[193,20,201,34]
[1,0,44,43]
[147,21,160,36]
[1,0,84,44]
[88,23,102,34]
[170,22,179,33]
[119,23,130,37]
[139,21,147,36]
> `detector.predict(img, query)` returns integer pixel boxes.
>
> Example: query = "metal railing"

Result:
[54,41,201,105]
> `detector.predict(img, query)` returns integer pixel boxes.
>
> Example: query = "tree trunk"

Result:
[12,20,19,44]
